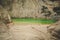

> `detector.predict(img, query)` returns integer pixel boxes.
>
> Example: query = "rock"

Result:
[0,5,13,40]
[47,21,60,40]
[0,21,13,40]
[11,0,60,19]
[0,0,60,19]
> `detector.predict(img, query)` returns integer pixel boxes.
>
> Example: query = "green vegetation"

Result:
[12,18,56,24]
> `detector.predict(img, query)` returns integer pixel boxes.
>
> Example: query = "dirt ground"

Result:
[8,23,51,40]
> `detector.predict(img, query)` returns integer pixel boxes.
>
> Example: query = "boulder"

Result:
[47,21,60,40]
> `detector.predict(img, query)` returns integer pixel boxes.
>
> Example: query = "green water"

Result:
[12,18,56,24]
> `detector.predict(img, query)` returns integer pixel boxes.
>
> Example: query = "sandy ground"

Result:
[9,23,51,40]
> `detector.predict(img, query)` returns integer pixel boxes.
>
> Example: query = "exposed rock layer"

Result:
[11,0,60,19]
[0,0,60,19]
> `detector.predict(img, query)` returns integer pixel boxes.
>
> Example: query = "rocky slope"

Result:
[47,21,60,40]
[0,0,60,19]
[11,0,60,19]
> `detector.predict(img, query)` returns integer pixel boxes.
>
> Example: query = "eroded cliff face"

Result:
[11,0,39,18]
[10,0,60,19]
[0,0,60,19]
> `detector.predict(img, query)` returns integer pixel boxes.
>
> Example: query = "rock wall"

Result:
[0,0,60,19]
[0,6,13,40]
[10,0,60,19]
[0,6,12,25]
